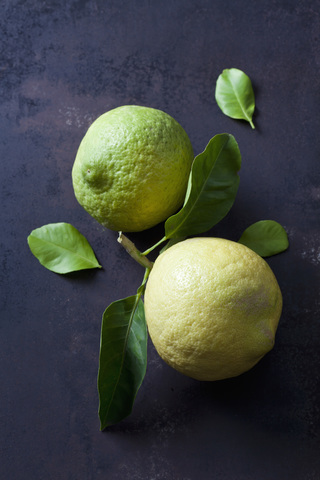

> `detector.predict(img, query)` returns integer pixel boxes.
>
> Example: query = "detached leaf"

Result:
[98,295,147,429]
[165,133,241,239]
[215,68,255,129]
[27,222,101,273]
[238,220,289,257]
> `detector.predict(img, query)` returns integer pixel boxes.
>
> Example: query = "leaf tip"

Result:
[99,421,106,432]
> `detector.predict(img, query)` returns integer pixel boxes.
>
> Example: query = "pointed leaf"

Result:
[215,68,255,128]
[27,223,101,273]
[238,220,289,257]
[98,295,147,429]
[165,133,241,239]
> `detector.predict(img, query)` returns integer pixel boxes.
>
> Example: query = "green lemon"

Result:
[72,105,194,232]
[144,237,282,381]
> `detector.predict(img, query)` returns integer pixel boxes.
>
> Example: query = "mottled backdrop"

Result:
[1,1,320,479]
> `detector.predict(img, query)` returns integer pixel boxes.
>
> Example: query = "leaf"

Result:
[238,220,289,257]
[27,222,101,273]
[164,133,241,239]
[98,295,147,429]
[215,68,255,129]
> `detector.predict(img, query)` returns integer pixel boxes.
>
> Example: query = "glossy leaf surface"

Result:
[165,133,241,239]
[27,223,101,273]
[98,295,147,430]
[238,220,289,257]
[215,68,255,128]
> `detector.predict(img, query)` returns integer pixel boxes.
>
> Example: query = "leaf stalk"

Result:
[142,236,167,255]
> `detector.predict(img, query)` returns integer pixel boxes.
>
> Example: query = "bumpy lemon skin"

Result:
[144,237,283,381]
[72,105,194,232]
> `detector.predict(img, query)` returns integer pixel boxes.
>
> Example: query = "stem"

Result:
[117,232,154,270]
[142,236,167,255]
[137,267,151,296]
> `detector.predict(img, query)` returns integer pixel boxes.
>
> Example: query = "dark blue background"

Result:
[1,1,319,478]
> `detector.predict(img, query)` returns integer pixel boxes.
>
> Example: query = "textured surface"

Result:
[1,1,320,479]
[145,238,282,381]
[72,105,193,231]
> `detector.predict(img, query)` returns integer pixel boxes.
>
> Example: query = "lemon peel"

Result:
[144,237,282,381]
[72,105,194,232]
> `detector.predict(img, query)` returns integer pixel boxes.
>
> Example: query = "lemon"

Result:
[72,105,194,232]
[144,237,282,381]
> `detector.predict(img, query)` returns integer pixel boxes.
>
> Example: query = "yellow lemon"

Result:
[72,105,194,232]
[144,237,282,381]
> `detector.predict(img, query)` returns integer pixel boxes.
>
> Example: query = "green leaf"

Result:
[98,295,147,429]
[215,68,255,129]
[27,222,101,273]
[238,220,289,257]
[164,133,241,239]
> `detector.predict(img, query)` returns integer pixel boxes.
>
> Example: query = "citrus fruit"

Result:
[72,105,194,232]
[144,237,282,381]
